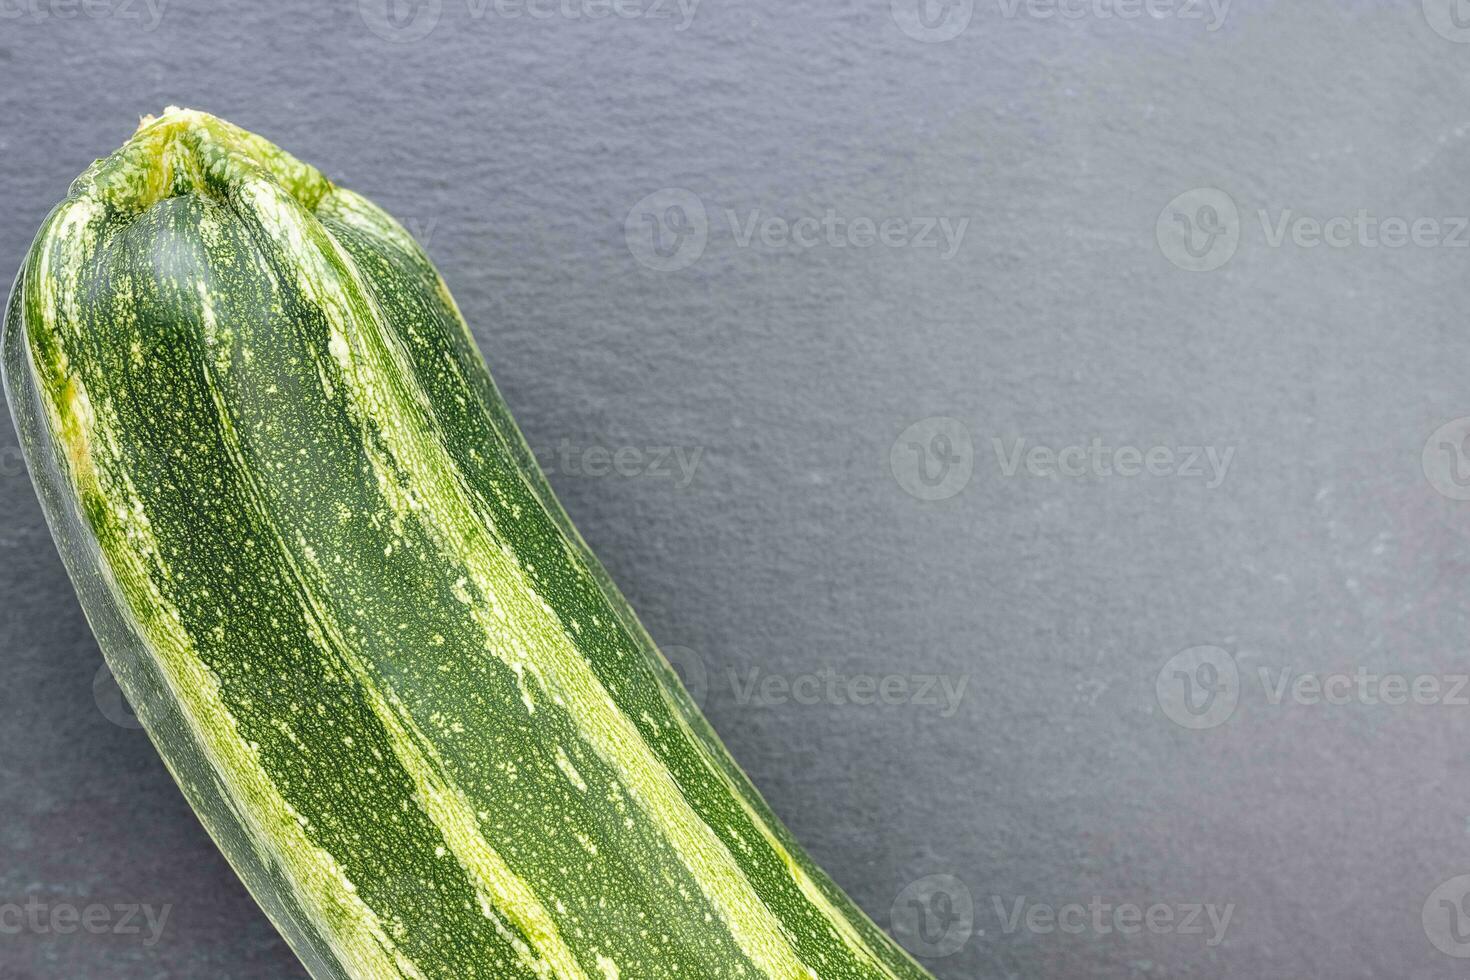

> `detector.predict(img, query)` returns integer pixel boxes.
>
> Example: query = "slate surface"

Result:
[2,2,1470,977]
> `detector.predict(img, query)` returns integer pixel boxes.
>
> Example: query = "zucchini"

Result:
[4,108,933,980]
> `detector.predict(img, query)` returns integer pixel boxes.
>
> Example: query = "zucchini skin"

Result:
[4,109,933,980]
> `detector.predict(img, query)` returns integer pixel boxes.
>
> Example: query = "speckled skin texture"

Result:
[1,2,1469,978]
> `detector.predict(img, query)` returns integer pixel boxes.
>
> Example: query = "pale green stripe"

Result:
[196,297,590,980]
[31,201,428,980]
[240,178,820,979]
[326,187,902,977]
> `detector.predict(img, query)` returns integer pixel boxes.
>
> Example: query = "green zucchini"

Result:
[4,108,933,980]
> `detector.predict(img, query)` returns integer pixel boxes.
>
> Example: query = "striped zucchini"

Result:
[4,108,933,980]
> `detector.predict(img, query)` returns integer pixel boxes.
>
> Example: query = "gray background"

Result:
[3,1,1470,977]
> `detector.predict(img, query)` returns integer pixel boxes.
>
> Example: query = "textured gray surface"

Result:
[3,1,1470,977]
